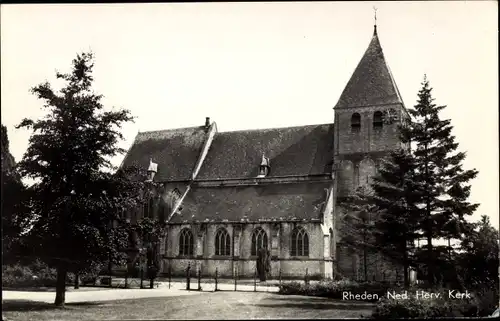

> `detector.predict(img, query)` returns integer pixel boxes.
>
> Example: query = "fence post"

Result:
[168,264,171,289]
[279,269,282,286]
[305,268,309,285]
[198,266,202,291]
[186,263,191,290]
[215,267,218,292]
[234,265,237,291]
[125,266,129,289]
[254,267,257,292]
[140,265,144,289]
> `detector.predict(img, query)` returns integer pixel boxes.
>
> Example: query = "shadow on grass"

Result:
[2,287,57,292]
[2,300,105,312]
[249,295,375,311]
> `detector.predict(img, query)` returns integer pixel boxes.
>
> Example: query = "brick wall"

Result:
[334,103,404,156]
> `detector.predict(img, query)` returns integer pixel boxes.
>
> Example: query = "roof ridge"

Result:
[137,125,204,135]
[218,123,334,134]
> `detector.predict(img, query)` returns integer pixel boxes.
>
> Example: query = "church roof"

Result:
[169,181,330,223]
[196,123,335,179]
[334,27,403,109]
[120,126,208,181]
[122,123,335,181]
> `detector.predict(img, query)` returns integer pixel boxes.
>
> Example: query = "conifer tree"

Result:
[404,76,479,285]
[340,149,424,287]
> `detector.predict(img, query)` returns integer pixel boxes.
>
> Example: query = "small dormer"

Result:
[257,154,270,178]
[146,158,158,182]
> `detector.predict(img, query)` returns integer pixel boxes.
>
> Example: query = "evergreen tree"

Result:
[15,52,136,306]
[405,76,479,285]
[340,149,424,287]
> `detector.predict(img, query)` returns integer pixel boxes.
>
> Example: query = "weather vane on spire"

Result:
[373,6,378,34]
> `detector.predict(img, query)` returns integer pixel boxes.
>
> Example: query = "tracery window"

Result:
[215,228,231,256]
[291,226,309,257]
[179,228,194,256]
[251,227,268,256]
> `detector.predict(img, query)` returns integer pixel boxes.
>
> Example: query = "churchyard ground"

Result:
[2,284,374,320]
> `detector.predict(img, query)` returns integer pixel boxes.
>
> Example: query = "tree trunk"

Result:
[363,229,368,281]
[426,229,434,286]
[54,264,68,306]
[74,272,80,289]
[403,243,409,288]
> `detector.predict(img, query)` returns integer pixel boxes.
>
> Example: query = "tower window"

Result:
[351,113,361,132]
[373,111,383,129]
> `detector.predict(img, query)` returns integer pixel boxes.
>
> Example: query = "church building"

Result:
[120,24,410,281]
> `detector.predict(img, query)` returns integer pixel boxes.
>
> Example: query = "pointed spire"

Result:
[334,22,404,109]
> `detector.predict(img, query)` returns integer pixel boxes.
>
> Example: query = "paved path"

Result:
[2,287,202,304]
[2,280,278,305]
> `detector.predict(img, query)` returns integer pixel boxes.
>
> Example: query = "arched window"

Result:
[215,228,231,256]
[251,227,268,256]
[351,113,361,132]
[179,228,194,256]
[143,197,150,218]
[291,226,309,256]
[143,196,154,218]
[373,111,383,129]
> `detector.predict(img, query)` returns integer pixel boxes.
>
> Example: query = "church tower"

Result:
[333,24,409,197]
[332,22,410,280]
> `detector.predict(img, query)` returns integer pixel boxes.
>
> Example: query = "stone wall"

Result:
[160,222,332,278]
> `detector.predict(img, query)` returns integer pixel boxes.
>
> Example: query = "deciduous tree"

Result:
[16,52,135,306]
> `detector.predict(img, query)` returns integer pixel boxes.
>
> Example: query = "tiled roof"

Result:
[197,124,335,180]
[334,28,403,109]
[120,126,208,181]
[169,182,331,223]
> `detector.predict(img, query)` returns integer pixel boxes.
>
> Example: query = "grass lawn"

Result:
[2,291,374,320]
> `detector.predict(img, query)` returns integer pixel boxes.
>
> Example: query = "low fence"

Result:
[179,263,314,292]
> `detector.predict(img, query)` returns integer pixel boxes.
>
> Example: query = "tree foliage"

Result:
[1,124,31,263]
[15,52,136,306]
[458,215,499,287]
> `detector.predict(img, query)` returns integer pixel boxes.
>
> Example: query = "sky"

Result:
[1,2,498,228]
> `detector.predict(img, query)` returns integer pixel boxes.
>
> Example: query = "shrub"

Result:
[2,261,58,288]
[279,279,392,302]
[372,285,498,319]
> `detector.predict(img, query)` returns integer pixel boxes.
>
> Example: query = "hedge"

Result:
[278,280,392,302]
[372,286,498,318]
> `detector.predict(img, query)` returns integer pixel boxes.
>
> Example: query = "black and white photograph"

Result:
[1,1,498,319]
